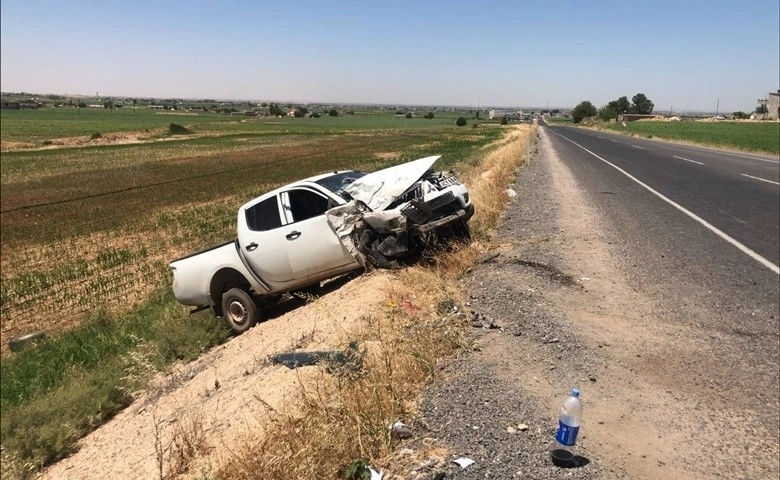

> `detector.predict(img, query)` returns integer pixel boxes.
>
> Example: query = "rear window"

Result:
[245,196,282,231]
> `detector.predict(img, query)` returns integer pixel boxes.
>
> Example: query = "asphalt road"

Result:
[421,123,779,479]
[541,121,780,271]
[539,120,780,423]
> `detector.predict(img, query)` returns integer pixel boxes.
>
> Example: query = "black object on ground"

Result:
[272,340,362,374]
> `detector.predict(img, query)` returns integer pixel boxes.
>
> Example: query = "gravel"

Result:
[417,148,624,479]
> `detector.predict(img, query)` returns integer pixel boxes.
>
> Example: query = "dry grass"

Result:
[215,123,538,479]
[153,409,209,480]
[462,124,536,238]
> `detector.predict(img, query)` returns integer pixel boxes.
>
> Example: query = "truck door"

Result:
[280,188,356,278]
[237,194,299,284]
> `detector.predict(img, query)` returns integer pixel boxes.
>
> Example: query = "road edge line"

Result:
[549,129,780,275]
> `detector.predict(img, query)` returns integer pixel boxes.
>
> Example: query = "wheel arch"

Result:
[209,267,252,317]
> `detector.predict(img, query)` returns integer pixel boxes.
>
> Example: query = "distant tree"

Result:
[598,104,619,121]
[405,112,413,119]
[328,108,339,117]
[261,102,268,107]
[456,116,467,126]
[500,115,508,125]
[755,104,768,114]
[269,103,284,116]
[475,110,480,120]
[424,112,434,119]
[395,110,404,115]
[294,106,309,117]
[77,101,87,108]
[732,111,749,119]
[312,111,321,118]
[630,93,654,114]
[571,100,597,123]
[614,96,631,114]
[103,100,113,109]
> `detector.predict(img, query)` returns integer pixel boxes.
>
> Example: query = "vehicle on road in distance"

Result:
[169,155,474,333]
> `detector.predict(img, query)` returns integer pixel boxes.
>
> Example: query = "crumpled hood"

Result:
[344,155,440,211]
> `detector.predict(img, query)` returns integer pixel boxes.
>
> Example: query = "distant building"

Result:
[489,109,522,120]
[618,113,658,122]
[766,91,779,119]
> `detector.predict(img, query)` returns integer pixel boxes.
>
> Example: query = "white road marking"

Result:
[632,145,646,150]
[715,151,779,164]
[609,139,620,143]
[550,130,780,275]
[673,155,704,165]
[741,174,780,186]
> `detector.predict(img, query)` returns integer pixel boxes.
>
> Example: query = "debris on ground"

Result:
[390,421,413,440]
[452,457,475,469]
[271,340,362,374]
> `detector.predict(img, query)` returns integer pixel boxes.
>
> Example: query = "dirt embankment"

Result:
[41,273,390,479]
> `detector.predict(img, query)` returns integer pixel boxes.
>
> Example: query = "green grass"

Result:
[0,287,229,474]
[0,108,230,143]
[0,107,484,144]
[600,121,780,154]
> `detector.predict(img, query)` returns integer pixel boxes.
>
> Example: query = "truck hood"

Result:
[344,155,440,211]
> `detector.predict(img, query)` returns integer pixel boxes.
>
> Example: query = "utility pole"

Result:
[715,98,720,116]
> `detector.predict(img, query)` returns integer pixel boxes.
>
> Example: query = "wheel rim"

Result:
[227,300,248,326]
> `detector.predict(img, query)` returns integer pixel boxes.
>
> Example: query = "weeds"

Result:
[216,124,537,479]
[153,410,208,479]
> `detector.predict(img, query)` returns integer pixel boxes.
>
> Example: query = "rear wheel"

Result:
[221,288,260,334]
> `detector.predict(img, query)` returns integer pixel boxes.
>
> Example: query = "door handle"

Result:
[246,242,258,252]
[286,231,301,240]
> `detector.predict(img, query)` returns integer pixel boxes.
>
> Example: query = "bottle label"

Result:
[555,421,579,446]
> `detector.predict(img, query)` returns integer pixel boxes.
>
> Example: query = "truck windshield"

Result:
[316,171,367,199]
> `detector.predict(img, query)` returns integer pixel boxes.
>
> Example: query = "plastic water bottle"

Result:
[551,388,582,467]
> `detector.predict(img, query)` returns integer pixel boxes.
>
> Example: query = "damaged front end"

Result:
[327,162,474,268]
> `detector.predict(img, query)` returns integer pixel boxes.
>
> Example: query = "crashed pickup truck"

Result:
[169,155,474,333]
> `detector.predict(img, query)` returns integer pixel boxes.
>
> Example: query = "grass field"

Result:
[600,120,780,154]
[1,109,500,340]
[0,107,483,144]
[0,106,517,476]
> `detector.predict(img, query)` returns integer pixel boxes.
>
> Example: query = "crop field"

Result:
[0,108,503,345]
[601,120,780,154]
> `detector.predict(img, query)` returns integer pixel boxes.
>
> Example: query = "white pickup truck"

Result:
[169,155,474,333]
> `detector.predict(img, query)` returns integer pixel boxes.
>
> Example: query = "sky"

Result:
[1,0,778,112]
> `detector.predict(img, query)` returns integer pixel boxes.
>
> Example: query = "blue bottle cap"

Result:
[571,388,580,397]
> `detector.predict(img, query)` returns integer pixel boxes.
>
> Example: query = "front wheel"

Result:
[221,288,260,334]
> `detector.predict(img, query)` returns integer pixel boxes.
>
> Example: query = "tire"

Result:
[221,288,260,334]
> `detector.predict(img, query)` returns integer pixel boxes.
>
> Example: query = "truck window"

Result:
[288,189,330,222]
[245,196,282,231]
